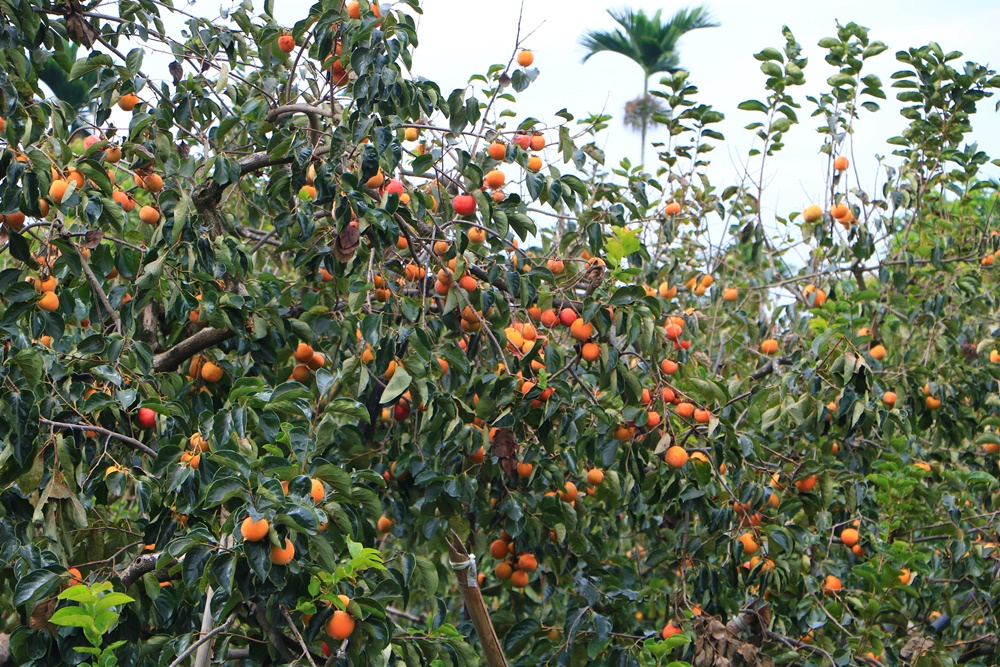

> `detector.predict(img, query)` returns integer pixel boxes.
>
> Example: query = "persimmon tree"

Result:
[0,2,999,666]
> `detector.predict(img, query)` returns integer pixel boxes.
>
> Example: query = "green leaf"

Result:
[14,570,63,608]
[380,366,412,404]
[50,607,97,631]
[70,54,114,80]
[325,397,370,423]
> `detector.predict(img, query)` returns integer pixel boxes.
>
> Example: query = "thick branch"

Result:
[152,327,235,373]
[119,553,164,588]
[40,418,155,457]
[265,104,336,123]
[447,531,509,667]
[750,356,792,381]
[250,601,300,664]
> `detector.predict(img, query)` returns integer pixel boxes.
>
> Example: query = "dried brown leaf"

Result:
[84,229,105,249]
[29,597,57,632]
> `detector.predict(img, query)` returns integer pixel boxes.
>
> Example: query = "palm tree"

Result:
[581,6,718,162]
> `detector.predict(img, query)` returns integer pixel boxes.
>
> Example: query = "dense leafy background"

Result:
[0,2,998,667]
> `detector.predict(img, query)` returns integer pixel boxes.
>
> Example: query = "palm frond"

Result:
[580,5,719,77]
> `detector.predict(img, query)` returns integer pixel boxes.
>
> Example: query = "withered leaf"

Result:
[901,635,935,658]
[29,597,57,633]
[84,229,105,249]
[168,61,183,85]
[177,142,190,158]
[736,643,758,661]
[65,13,96,49]
[333,222,360,262]
[491,427,518,476]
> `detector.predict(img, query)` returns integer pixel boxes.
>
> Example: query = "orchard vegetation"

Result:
[1,1,1000,667]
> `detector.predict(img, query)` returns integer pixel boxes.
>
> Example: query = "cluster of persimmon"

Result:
[489,531,539,588]
[289,342,328,382]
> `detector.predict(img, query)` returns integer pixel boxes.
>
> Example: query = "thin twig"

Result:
[40,418,155,457]
[166,616,235,667]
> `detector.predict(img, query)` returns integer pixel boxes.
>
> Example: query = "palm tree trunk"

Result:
[640,75,649,164]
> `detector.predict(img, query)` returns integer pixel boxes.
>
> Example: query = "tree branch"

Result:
[167,615,235,667]
[250,600,300,663]
[152,327,235,373]
[118,553,172,588]
[265,104,336,123]
[40,418,155,457]
[750,356,792,381]
[75,245,121,335]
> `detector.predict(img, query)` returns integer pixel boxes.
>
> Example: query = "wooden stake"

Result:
[447,531,509,667]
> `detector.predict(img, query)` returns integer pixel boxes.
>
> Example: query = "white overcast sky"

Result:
[153,0,1000,223]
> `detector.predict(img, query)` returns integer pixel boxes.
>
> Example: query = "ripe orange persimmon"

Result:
[241,516,269,542]
[760,339,778,355]
[517,50,534,67]
[660,359,679,375]
[38,292,60,311]
[200,362,223,383]
[488,142,507,160]
[517,553,538,572]
[269,538,295,565]
[310,478,325,503]
[139,205,160,224]
[664,446,688,468]
[327,609,355,640]
[490,539,509,559]
[294,342,314,363]
[869,344,886,360]
[794,475,817,492]
[834,155,849,171]
[517,462,533,478]
[676,402,695,418]
[581,342,600,361]
[722,287,738,302]
[694,408,711,424]
[882,391,897,408]
[142,173,163,193]
[587,468,604,486]
[840,528,860,547]
[661,621,682,639]
[665,201,681,215]
[822,575,843,593]
[540,309,559,327]
[802,204,822,222]
[484,169,505,189]
[558,481,578,503]
[49,179,69,203]
[118,93,140,111]
[278,34,295,52]
[510,570,529,588]
[569,318,592,341]
[291,364,311,382]
[737,532,759,555]
[527,155,542,172]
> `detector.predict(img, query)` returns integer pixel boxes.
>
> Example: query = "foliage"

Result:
[0,2,998,667]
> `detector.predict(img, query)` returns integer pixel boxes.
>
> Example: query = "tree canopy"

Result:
[0,2,999,667]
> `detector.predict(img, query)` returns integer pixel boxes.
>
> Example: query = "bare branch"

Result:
[40,418,155,457]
